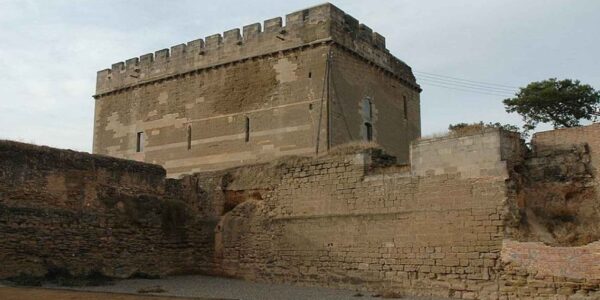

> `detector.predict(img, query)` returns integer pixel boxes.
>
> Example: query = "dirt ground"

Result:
[0,287,223,300]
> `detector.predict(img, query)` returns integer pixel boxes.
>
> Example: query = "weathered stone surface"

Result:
[92,3,421,177]
[2,124,599,299]
[0,140,215,280]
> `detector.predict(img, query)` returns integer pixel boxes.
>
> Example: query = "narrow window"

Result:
[187,125,192,150]
[244,117,250,142]
[308,72,312,78]
[364,123,373,142]
[403,95,408,120]
[362,98,372,122]
[136,131,144,152]
[302,9,309,22]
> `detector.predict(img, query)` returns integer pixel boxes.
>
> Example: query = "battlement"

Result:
[95,3,418,96]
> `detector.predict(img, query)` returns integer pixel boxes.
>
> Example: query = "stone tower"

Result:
[92,3,421,177]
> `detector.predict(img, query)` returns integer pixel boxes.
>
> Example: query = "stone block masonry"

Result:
[92,3,421,176]
[0,140,215,280]
[533,123,600,190]
[2,124,599,299]
[191,126,599,299]
[203,130,518,299]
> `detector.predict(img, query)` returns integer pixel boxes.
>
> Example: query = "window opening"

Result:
[364,123,373,141]
[245,117,250,142]
[136,132,144,152]
[187,126,192,150]
[403,95,408,120]
[362,98,372,122]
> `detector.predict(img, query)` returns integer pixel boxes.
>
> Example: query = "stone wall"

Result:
[193,131,517,299]
[0,140,214,280]
[3,123,599,299]
[492,124,600,299]
[195,126,599,299]
[411,129,523,179]
[533,124,600,187]
[500,240,600,298]
[92,3,421,176]
[329,46,421,163]
[94,45,329,177]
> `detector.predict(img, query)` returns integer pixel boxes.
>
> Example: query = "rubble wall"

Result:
[2,124,599,299]
[204,131,518,299]
[0,140,215,280]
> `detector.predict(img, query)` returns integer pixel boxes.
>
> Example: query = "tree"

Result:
[503,78,600,133]
[448,121,525,138]
[449,121,520,133]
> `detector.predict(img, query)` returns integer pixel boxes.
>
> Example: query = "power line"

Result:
[416,76,517,94]
[417,79,515,96]
[415,74,517,93]
[419,81,514,97]
[414,70,519,89]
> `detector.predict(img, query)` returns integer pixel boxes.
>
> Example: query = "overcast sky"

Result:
[1,0,598,152]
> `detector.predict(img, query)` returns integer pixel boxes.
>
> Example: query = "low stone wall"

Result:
[500,240,600,299]
[196,132,516,299]
[410,129,523,179]
[196,127,600,299]
[0,140,215,280]
[2,124,599,299]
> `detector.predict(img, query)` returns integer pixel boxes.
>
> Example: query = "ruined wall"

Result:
[3,124,600,299]
[532,124,600,186]
[93,3,420,176]
[0,140,214,280]
[201,131,518,299]
[199,127,600,299]
[492,124,600,299]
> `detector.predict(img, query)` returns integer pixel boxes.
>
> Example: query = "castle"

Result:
[92,3,421,177]
[1,3,599,300]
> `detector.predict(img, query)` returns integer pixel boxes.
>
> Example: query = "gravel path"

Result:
[48,275,448,300]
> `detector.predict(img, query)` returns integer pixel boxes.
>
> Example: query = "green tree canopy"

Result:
[503,78,599,132]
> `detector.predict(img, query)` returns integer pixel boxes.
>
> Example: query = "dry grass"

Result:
[326,141,381,156]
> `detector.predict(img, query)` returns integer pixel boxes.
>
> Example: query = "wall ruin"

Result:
[2,124,599,299]
[0,141,215,280]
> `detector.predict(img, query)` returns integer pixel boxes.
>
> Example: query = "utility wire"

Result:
[419,81,515,97]
[417,77,516,95]
[417,79,515,97]
[415,74,517,93]
[414,70,519,89]
[413,70,519,97]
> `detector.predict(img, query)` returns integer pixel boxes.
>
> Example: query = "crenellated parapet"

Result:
[95,3,418,96]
